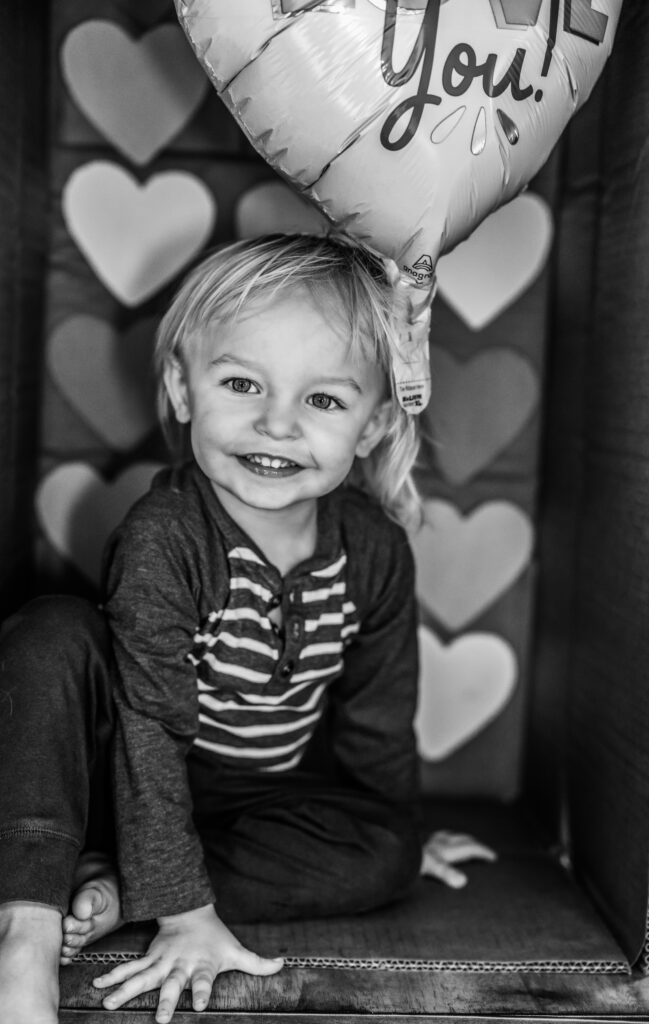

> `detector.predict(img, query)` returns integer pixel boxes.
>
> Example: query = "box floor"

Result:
[59,803,649,1020]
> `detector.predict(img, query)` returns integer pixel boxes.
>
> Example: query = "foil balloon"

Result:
[174,0,622,410]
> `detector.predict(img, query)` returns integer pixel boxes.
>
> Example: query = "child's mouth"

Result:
[238,453,303,477]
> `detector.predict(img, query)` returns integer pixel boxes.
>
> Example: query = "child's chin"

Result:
[244,482,329,512]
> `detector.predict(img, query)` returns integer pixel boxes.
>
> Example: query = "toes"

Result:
[60,927,93,964]
[66,874,122,950]
[71,886,106,923]
[66,862,122,952]
[62,913,93,937]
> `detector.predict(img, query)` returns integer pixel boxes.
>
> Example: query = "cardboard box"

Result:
[1,0,648,1016]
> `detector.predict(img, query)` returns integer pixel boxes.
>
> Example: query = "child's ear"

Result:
[164,357,191,424]
[355,399,392,459]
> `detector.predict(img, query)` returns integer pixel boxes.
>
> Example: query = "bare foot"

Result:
[0,901,62,1024]
[60,851,123,964]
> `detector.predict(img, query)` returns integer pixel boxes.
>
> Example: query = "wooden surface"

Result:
[59,965,649,1021]
[55,1016,649,1024]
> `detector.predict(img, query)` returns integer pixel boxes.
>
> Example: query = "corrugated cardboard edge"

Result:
[74,952,630,973]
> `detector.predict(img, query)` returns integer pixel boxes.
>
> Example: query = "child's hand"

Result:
[420,830,497,889]
[92,902,283,1022]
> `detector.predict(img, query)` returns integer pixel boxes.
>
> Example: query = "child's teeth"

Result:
[249,454,294,468]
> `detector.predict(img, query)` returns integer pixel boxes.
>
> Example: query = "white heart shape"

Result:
[415,626,517,761]
[61,22,208,165]
[36,462,165,584]
[62,162,216,306]
[235,181,329,238]
[410,500,534,630]
[436,193,553,329]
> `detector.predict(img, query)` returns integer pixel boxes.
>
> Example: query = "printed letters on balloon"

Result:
[378,0,609,155]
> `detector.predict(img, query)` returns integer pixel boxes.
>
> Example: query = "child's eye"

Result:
[224,377,260,394]
[308,393,344,411]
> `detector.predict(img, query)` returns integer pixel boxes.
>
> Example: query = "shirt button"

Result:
[290,620,301,641]
[281,660,294,678]
[269,594,281,609]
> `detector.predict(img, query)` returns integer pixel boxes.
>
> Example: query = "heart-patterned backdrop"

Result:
[38,0,559,799]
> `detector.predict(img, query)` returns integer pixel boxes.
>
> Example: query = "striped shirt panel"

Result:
[188,546,359,771]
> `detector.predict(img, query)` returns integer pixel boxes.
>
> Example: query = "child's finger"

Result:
[101,962,166,1010]
[191,970,216,1011]
[155,967,189,1023]
[441,831,496,854]
[442,841,497,864]
[93,953,156,987]
[424,830,477,852]
[232,947,284,976]
[420,850,467,888]
[424,831,497,863]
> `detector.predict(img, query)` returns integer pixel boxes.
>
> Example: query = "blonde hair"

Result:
[154,233,422,529]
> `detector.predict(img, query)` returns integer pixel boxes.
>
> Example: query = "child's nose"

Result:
[253,399,301,440]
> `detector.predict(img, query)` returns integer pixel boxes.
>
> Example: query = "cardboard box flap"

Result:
[563,0,649,967]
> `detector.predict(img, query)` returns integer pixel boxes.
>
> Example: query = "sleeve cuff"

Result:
[121,877,216,922]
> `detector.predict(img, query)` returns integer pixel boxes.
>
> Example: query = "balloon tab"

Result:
[383,258,433,414]
[401,252,435,289]
[395,368,431,413]
[390,277,433,415]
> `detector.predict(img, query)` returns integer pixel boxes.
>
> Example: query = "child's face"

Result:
[165,288,391,518]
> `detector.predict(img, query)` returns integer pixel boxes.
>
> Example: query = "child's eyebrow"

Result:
[210,355,363,394]
[318,376,363,395]
[210,354,255,369]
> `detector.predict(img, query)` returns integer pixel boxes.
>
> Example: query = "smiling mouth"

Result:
[238,453,304,477]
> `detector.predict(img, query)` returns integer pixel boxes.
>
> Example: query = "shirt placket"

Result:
[273,585,304,685]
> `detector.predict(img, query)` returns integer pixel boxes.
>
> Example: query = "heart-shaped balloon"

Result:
[175,0,621,276]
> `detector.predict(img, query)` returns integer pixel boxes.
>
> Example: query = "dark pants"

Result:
[0,597,420,924]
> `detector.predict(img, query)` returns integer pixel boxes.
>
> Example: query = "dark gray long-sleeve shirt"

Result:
[103,462,419,921]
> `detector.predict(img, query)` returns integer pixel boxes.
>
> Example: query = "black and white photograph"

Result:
[1,1,647,1021]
